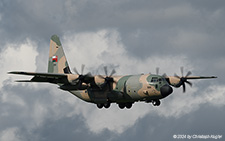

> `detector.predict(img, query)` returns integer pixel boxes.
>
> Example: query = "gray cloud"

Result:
[0,82,112,141]
[115,104,225,141]
[0,0,224,140]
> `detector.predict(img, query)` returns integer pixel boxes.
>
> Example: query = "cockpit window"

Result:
[151,77,158,82]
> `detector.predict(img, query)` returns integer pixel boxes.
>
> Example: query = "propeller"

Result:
[155,67,168,78]
[73,64,91,88]
[156,67,159,75]
[98,66,116,91]
[174,67,192,93]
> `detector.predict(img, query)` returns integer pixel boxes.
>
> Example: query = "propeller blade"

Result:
[156,67,159,75]
[182,83,186,93]
[81,64,85,75]
[109,69,116,77]
[98,75,105,79]
[174,73,180,78]
[73,67,80,75]
[104,66,108,76]
[185,71,192,77]
[180,67,184,77]
[185,80,192,87]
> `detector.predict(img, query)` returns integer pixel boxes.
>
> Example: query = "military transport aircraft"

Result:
[8,35,217,109]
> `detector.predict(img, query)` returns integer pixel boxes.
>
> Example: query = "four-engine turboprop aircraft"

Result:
[8,35,217,109]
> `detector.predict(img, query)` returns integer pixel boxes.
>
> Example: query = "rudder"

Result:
[48,35,71,74]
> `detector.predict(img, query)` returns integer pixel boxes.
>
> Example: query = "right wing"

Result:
[8,71,69,84]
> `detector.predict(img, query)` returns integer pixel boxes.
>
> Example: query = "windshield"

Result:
[151,77,158,82]
[150,77,165,83]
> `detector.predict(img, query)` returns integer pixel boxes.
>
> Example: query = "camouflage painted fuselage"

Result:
[69,74,171,104]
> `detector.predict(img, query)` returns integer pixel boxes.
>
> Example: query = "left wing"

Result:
[185,76,217,79]
[165,75,217,92]
[8,71,69,84]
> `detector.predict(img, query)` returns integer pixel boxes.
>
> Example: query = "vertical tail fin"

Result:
[48,35,71,74]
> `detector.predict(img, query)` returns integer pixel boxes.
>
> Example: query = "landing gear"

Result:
[97,103,104,109]
[96,102,133,109]
[152,99,161,106]
[103,102,111,108]
[125,103,132,109]
[118,103,133,109]
[118,103,125,109]
[96,102,111,109]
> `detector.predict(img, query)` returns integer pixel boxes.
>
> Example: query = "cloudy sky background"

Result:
[0,0,225,140]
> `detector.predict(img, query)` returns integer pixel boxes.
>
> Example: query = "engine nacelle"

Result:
[166,76,181,87]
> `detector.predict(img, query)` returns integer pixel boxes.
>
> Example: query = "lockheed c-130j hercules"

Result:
[8,35,217,109]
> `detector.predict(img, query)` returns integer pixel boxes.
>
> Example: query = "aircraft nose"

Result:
[160,85,173,97]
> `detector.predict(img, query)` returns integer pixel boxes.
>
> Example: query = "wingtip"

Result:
[8,71,16,74]
[7,71,28,75]
[8,71,17,74]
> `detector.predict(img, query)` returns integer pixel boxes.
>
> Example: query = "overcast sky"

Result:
[0,0,225,141]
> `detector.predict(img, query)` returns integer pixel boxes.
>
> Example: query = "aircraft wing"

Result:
[165,75,217,80]
[8,71,69,84]
[185,76,217,79]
